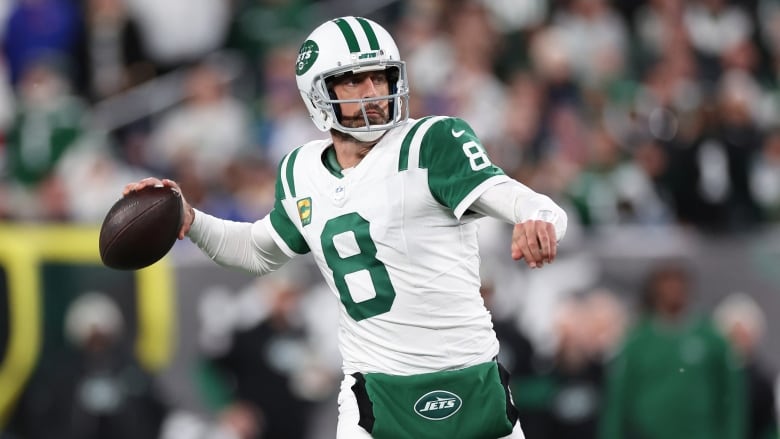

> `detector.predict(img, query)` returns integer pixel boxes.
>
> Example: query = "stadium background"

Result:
[0,0,778,438]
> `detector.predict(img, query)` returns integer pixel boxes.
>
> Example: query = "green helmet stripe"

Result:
[355,17,380,50]
[333,18,361,53]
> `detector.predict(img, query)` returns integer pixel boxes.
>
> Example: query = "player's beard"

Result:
[340,103,389,128]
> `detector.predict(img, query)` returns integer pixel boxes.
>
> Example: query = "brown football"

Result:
[99,186,183,270]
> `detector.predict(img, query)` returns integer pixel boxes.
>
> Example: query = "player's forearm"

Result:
[187,209,290,274]
[471,180,568,241]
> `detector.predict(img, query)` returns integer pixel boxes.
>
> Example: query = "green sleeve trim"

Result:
[270,148,310,254]
[269,198,310,254]
[398,117,432,171]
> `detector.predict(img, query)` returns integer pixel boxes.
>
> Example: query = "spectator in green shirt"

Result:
[599,262,746,439]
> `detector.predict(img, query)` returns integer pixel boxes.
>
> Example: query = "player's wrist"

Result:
[185,204,196,234]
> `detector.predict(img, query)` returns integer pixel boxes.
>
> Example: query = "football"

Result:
[99,185,183,270]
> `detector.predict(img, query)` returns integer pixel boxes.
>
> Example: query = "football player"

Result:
[126,16,567,439]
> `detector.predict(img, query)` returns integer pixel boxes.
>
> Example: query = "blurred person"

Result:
[633,43,702,122]
[75,0,155,102]
[566,126,674,227]
[405,0,507,145]
[0,1,12,36]
[53,132,148,223]
[399,1,452,99]
[123,0,230,71]
[258,45,326,165]
[8,291,169,439]
[599,262,746,439]
[632,54,714,228]
[219,154,278,222]
[479,0,548,34]
[0,58,14,132]
[549,0,630,88]
[0,58,13,216]
[478,270,537,392]
[634,0,687,61]
[526,28,590,166]
[3,57,89,221]
[721,38,763,78]
[159,408,266,439]
[632,139,676,217]
[1,0,83,86]
[581,288,629,362]
[5,57,87,186]
[758,0,780,70]
[494,70,548,176]
[223,0,319,90]
[392,2,453,125]
[712,69,765,229]
[147,61,251,188]
[197,275,319,439]
[124,15,568,439]
[714,292,779,439]
[513,290,626,439]
[684,0,754,81]
[439,0,507,144]
[750,129,780,221]
[632,58,768,231]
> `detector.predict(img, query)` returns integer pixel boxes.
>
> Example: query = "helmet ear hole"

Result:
[327,84,342,121]
[386,67,400,95]
[386,66,400,120]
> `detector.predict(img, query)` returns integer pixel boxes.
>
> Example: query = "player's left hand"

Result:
[511,219,557,269]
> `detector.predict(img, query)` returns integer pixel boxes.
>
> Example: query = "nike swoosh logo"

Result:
[451,129,466,138]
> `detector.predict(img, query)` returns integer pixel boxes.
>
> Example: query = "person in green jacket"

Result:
[599,262,745,439]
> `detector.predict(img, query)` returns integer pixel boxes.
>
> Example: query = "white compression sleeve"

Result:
[470,180,568,242]
[186,209,291,275]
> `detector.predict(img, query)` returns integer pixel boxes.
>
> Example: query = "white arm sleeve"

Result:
[186,209,291,275]
[471,180,568,242]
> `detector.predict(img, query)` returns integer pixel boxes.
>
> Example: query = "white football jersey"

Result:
[265,116,510,375]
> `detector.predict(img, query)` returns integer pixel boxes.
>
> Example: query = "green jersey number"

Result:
[321,212,396,321]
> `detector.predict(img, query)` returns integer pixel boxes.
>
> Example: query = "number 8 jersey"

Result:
[266,116,510,376]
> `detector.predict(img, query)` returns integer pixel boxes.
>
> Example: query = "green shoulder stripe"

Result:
[398,117,431,171]
[271,147,310,254]
[274,156,287,201]
[283,147,302,199]
[269,199,311,255]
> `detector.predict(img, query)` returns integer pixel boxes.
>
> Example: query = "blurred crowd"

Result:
[1,0,780,438]
[2,0,780,232]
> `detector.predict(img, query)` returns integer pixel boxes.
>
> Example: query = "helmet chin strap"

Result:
[347,129,386,143]
[332,101,390,143]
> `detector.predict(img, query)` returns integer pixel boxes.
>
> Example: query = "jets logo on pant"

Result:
[413,390,462,420]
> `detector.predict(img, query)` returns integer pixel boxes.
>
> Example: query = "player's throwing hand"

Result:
[123,177,195,240]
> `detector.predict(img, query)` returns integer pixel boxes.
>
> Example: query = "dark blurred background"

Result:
[0,0,779,438]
